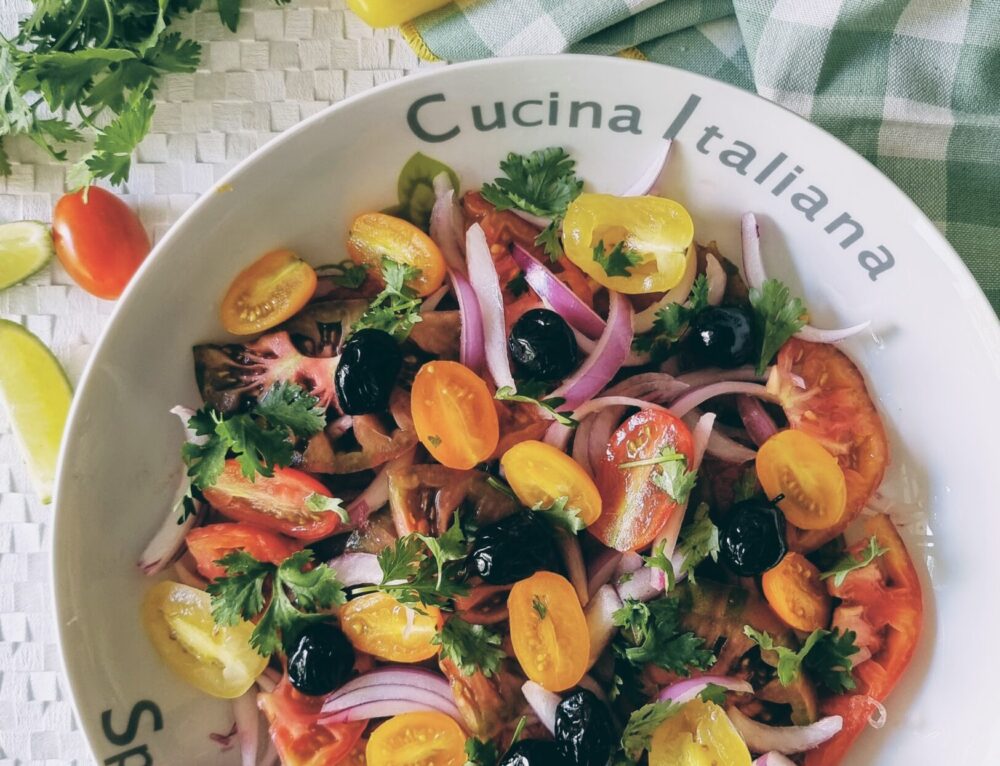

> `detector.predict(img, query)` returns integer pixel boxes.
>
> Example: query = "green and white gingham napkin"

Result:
[403,0,1000,312]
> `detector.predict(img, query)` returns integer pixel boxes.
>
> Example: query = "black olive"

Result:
[335,328,402,415]
[499,739,572,766]
[287,622,355,696]
[508,309,579,380]
[555,690,615,766]
[687,306,755,368]
[467,510,561,584]
[719,499,788,576]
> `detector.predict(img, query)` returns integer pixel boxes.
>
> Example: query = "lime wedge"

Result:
[0,321,72,503]
[0,221,54,291]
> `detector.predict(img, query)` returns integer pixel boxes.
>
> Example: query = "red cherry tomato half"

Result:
[201,461,344,542]
[52,187,151,299]
[589,409,694,552]
[185,522,302,580]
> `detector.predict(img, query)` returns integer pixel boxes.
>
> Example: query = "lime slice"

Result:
[0,321,72,503]
[0,221,54,291]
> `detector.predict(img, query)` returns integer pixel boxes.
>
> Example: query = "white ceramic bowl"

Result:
[53,56,1000,764]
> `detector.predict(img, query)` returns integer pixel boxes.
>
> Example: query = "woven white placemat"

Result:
[0,2,427,762]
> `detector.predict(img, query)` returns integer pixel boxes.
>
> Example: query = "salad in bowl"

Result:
[137,144,922,766]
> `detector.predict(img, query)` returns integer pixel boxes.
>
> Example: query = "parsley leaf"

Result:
[749,278,807,375]
[532,496,586,535]
[676,503,719,584]
[732,466,761,503]
[495,386,577,428]
[620,447,697,505]
[352,257,424,341]
[305,493,349,524]
[316,262,368,288]
[417,514,468,589]
[744,626,859,693]
[434,616,506,678]
[464,737,499,766]
[254,381,327,437]
[632,274,710,356]
[698,683,729,705]
[208,550,346,656]
[820,536,889,587]
[613,597,715,676]
[367,534,469,609]
[620,701,682,762]
[593,240,642,278]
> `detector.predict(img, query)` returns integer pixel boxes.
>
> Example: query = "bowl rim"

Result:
[49,53,1000,761]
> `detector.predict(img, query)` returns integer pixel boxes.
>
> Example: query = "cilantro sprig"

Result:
[593,240,642,278]
[744,626,860,694]
[613,596,715,677]
[675,503,720,584]
[820,536,888,587]
[531,495,586,535]
[316,262,368,289]
[480,147,583,261]
[749,278,807,375]
[464,737,500,766]
[352,257,424,341]
[632,274,709,357]
[620,700,682,762]
[208,550,346,656]
[495,386,577,428]
[620,446,698,506]
[434,616,506,678]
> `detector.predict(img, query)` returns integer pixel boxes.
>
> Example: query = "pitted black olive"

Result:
[334,328,402,414]
[719,498,788,576]
[508,309,579,380]
[467,510,561,584]
[687,306,755,368]
[287,622,355,696]
[555,689,615,766]
[499,739,572,766]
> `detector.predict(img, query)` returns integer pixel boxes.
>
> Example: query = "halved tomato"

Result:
[347,212,446,297]
[439,656,522,739]
[767,338,889,551]
[220,249,318,336]
[589,409,694,551]
[366,712,465,766]
[339,592,441,662]
[201,461,344,542]
[501,440,602,527]
[259,676,366,766]
[761,552,831,632]
[185,522,302,580]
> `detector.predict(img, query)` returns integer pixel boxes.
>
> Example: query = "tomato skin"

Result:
[259,676,366,766]
[347,212,446,297]
[201,461,344,542]
[185,522,301,580]
[589,409,694,552]
[366,712,466,766]
[761,552,831,632]
[52,187,151,299]
[501,440,602,526]
[411,361,499,470]
[340,592,441,662]
[220,249,317,335]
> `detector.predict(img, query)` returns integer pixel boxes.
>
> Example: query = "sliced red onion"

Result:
[658,675,753,705]
[585,585,623,669]
[511,244,605,339]
[573,329,651,367]
[586,547,623,598]
[347,449,414,526]
[556,529,589,607]
[550,291,633,410]
[619,140,672,196]
[728,707,843,754]
[321,668,461,723]
[574,395,668,421]
[705,253,727,306]
[232,689,259,766]
[323,698,462,724]
[138,490,203,575]
[328,552,382,587]
[545,420,574,451]
[466,223,515,389]
[616,551,644,578]
[691,411,715,472]
[522,681,560,734]
[325,667,454,704]
[670,382,777,419]
[683,412,758,464]
[606,371,691,402]
[753,753,797,766]
[795,321,872,343]
[633,243,698,334]
[450,269,485,373]
[511,209,552,229]
[209,723,237,751]
[737,396,778,447]
[419,285,450,314]
[430,173,467,273]
[674,366,767,388]
[615,564,664,602]
[325,685,454,716]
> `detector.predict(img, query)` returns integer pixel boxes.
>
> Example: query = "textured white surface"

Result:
[0,2,424,762]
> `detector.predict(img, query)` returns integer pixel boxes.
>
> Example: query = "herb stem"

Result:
[98,0,115,49]
[619,453,684,470]
[52,0,92,51]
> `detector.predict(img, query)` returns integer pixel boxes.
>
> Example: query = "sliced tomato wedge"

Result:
[201,461,343,542]
[768,338,889,551]
[185,522,302,580]
[259,676,366,766]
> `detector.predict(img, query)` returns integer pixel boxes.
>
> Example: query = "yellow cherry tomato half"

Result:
[562,193,694,294]
[649,699,752,766]
[340,591,441,663]
[142,581,267,699]
[220,249,318,336]
[761,551,831,632]
[501,440,602,526]
[347,212,446,297]
[411,361,500,470]
[756,429,848,531]
[366,712,466,766]
[508,571,589,691]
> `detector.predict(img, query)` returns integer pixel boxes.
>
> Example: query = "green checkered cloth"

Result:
[403,0,1000,312]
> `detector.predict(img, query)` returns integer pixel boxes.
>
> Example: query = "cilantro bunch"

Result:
[744,625,860,694]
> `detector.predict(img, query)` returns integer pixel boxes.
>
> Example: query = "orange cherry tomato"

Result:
[366,712,466,766]
[756,429,847,531]
[589,409,694,552]
[347,212,446,297]
[52,187,151,299]
[501,440,602,526]
[761,552,831,632]
[339,592,441,662]
[768,338,889,551]
[185,522,302,581]
[201,461,345,542]
[411,361,499,470]
[220,249,317,335]
[508,571,589,691]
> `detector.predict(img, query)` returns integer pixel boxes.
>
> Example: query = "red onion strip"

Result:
[753,754,797,766]
[327,552,382,587]
[586,548,623,598]
[522,681,560,734]
[670,382,777,419]
[556,529,589,607]
[346,448,413,526]
[325,667,453,704]
[232,689,259,766]
[737,395,778,446]
[683,411,758,464]
[511,244,605,339]
[585,585,623,669]
[450,269,486,374]
[658,675,753,705]
[573,329,651,367]
[323,698,462,724]
[419,285,449,314]
[466,223,515,389]
[728,707,844,754]
[619,140,672,196]
[795,321,872,343]
[615,565,665,603]
[430,173,467,273]
[138,492,203,575]
[705,253,727,306]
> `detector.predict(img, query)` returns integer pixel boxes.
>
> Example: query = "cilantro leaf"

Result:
[631,274,710,357]
[464,737,499,766]
[676,503,719,584]
[732,466,760,503]
[352,258,424,341]
[642,540,676,592]
[535,222,565,262]
[532,496,586,535]
[434,616,506,678]
[495,386,577,428]
[620,447,697,505]
[593,240,642,278]
[620,700,682,761]
[820,536,888,587]
[744,626,859,693]
[305,493,349,524]
[749,278,807,375]
[698,683,729,705]
[613,596,715,676]
[417,514,468,589]
[70,90,154,188]
[317,262,368,289]
[254,382,327,437]
[368,533,469,609]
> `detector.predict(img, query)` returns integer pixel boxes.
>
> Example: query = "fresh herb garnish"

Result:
[698,683,729,705]
[732,466,760,503]
[464,737,500,766]
[304,493,349,524]
[316,262,368,288]
[676,503,720,584]
[749,278,806,375]
[433,616,505,678]
[620,700,682,762]
[743,626,859,693]
[208,550,345,656]
[508,716,528,747]
[532,595,548,619]
[417,514,468,589]
[359,532,469,609]
[352,257,424,341]
[820,536,889,587]
[593,240,642,278]
[613,596,715,676]
[480,147,583,261]
[620,447,697,505]
[642,540,676,591]
[495,385,577,428]
[532,495,586,535]
[632,274,709,356]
